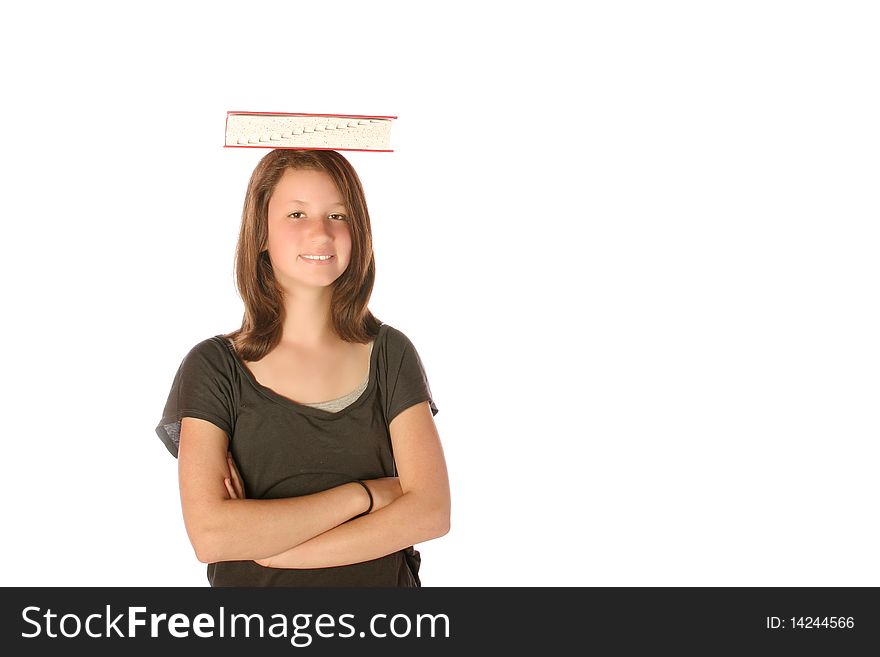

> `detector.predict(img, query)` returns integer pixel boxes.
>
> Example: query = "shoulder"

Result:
[178,335,236,376]
[183,335,229,361]
[379,324,433,368]
[381,323,417,346]
[380,323,418,353]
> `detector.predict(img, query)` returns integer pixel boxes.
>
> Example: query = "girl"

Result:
[155,149,450,586]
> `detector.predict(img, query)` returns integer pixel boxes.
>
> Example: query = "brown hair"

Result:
[223,149,382,361]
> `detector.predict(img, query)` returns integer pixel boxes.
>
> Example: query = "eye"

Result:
[287,212,348,221]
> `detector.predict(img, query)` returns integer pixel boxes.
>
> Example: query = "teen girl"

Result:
[155,149,450,586]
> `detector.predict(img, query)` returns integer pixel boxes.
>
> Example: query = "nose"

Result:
[305,217,334,239]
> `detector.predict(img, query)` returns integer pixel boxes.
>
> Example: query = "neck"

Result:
[278,287,338,348]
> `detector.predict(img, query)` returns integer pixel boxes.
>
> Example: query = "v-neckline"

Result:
[216,323,387,420]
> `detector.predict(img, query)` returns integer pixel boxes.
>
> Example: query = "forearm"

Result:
[192,482,369,563]
[259,491,449,569]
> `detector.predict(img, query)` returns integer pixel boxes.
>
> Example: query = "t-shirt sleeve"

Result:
[384,328,439,425]
[154,337,237,458]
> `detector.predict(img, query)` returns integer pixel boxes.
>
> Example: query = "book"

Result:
[224,111,397,152]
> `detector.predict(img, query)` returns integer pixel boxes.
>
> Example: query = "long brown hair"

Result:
[223,149,382,361]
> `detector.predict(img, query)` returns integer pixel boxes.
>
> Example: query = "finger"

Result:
[223,477,237,500]
[228,455,245,499]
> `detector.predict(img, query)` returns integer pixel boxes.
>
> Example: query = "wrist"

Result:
[351,480,373,518]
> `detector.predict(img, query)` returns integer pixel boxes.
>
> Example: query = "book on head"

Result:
[224,111,397,152]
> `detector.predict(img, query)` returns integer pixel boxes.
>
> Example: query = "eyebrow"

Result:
[287,199,347,207]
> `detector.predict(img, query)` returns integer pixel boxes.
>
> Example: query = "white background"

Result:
[1,1,877,586]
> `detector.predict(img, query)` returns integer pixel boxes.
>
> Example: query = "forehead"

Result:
[271,168,341,200]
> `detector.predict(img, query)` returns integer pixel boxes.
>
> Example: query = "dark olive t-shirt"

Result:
[154,322,438,587]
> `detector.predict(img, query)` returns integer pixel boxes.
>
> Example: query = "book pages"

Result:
[225,113,393,150]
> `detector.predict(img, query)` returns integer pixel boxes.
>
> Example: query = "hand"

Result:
[223,453,265,566]
[360,476,403,513]
[224,451,246,500]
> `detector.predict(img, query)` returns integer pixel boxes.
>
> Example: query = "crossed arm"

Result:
[179,400,450,568]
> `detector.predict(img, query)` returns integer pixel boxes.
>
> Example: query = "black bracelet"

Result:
[352,479,373,518]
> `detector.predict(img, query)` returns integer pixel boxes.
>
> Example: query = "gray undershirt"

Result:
[302,340,373,412]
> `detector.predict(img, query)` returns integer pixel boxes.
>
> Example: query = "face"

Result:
[265,168,353,294]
